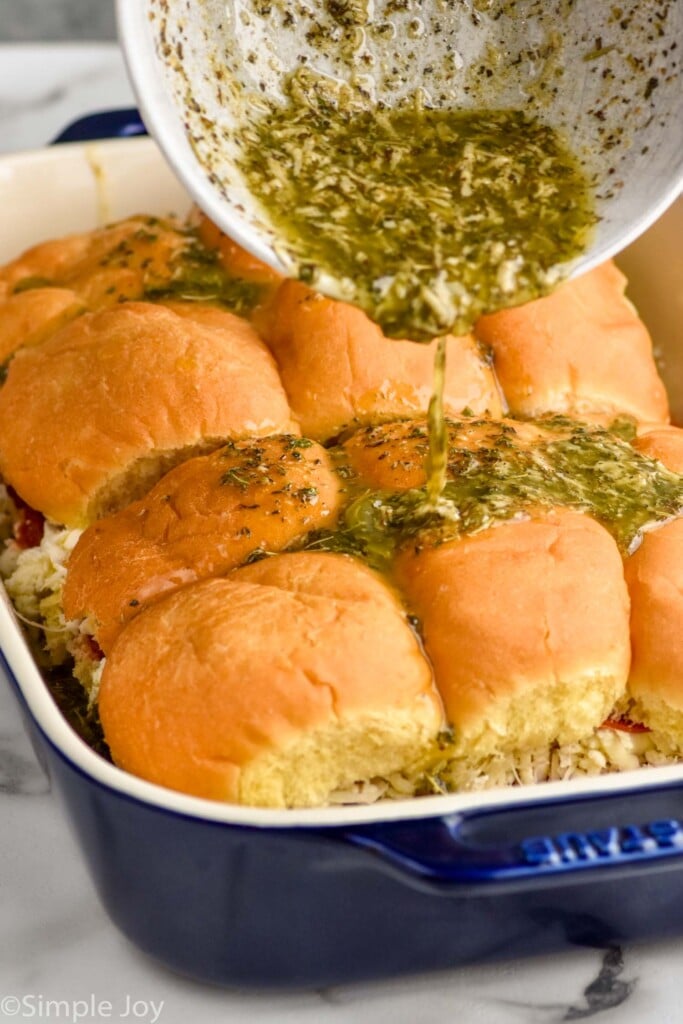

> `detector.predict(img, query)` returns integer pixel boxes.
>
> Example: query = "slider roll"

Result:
[260,280,503,440]
[475,262,669,425]
[0,302,297,527]
[63,435,342,652]
[625,426,683,746]
[395,509,631,758]
[98,552,445,808]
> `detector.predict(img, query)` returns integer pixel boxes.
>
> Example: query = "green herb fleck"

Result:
[309,419,683,570]
[287,437,315,449]
[219,468,252,490]
[12,276,53,294]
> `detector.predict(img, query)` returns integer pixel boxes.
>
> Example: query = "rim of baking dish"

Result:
[5,586,683,829]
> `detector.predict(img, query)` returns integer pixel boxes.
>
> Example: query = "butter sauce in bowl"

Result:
[118,0,682,338]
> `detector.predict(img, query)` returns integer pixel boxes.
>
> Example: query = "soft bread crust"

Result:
[633,426,683,473]
[626,422,683,740]
[0,302,297,526]
[63,436,342,651]
[98,552,444,807]
[260,280,503,440]
[394,509,631,755]
[0,287,85,362]
[474,261,669,424]
[194,211,284,286]
[192,213,284,336]
[0,215,194,310]
[0,232,91,292]
[625,518,683,738]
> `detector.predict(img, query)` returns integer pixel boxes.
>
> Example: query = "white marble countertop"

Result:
[1,42,683,1024]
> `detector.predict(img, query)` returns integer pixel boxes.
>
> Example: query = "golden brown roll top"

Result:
[0,302,297,527]
[193,210,284,286]
[63,436,342,652]
[341,416,551,492]
[341,420,435,492]
[0,214,253,362]
[623,425,683,745]
[475,262,669,425]
[98,552,445,808]
[259,280,503,440]
[394,509,631,757]
[0,214,196,311]
[633,426,683,474]
[0,227,93,294]
[0,288,85,363]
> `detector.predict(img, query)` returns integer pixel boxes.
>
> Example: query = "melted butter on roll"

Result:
[0,215,202,312]
[63,436,342,652]
[0,288,85,363]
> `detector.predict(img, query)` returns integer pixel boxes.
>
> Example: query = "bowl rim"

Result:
[116,0,683,292]
[116,0,290,280]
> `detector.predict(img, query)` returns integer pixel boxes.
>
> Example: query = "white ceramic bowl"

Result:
[116,0,683,292]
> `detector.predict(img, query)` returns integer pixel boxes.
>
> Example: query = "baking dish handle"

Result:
[338,788,683,889]
[52,109,147,144]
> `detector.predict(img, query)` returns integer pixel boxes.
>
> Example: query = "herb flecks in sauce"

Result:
[307,418,683,572]
[237,89,595,339]
[7,215,267,319]
[144,234,267,316]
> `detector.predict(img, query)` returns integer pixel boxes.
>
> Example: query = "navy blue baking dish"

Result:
[6,619,683,990]
[3,119,683,989]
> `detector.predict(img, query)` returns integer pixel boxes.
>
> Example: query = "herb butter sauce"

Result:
[305,417,683,573]
[238,89,596,340]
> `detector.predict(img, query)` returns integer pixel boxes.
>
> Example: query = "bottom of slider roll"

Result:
[394,510,632,760]
[325,724,681,803]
